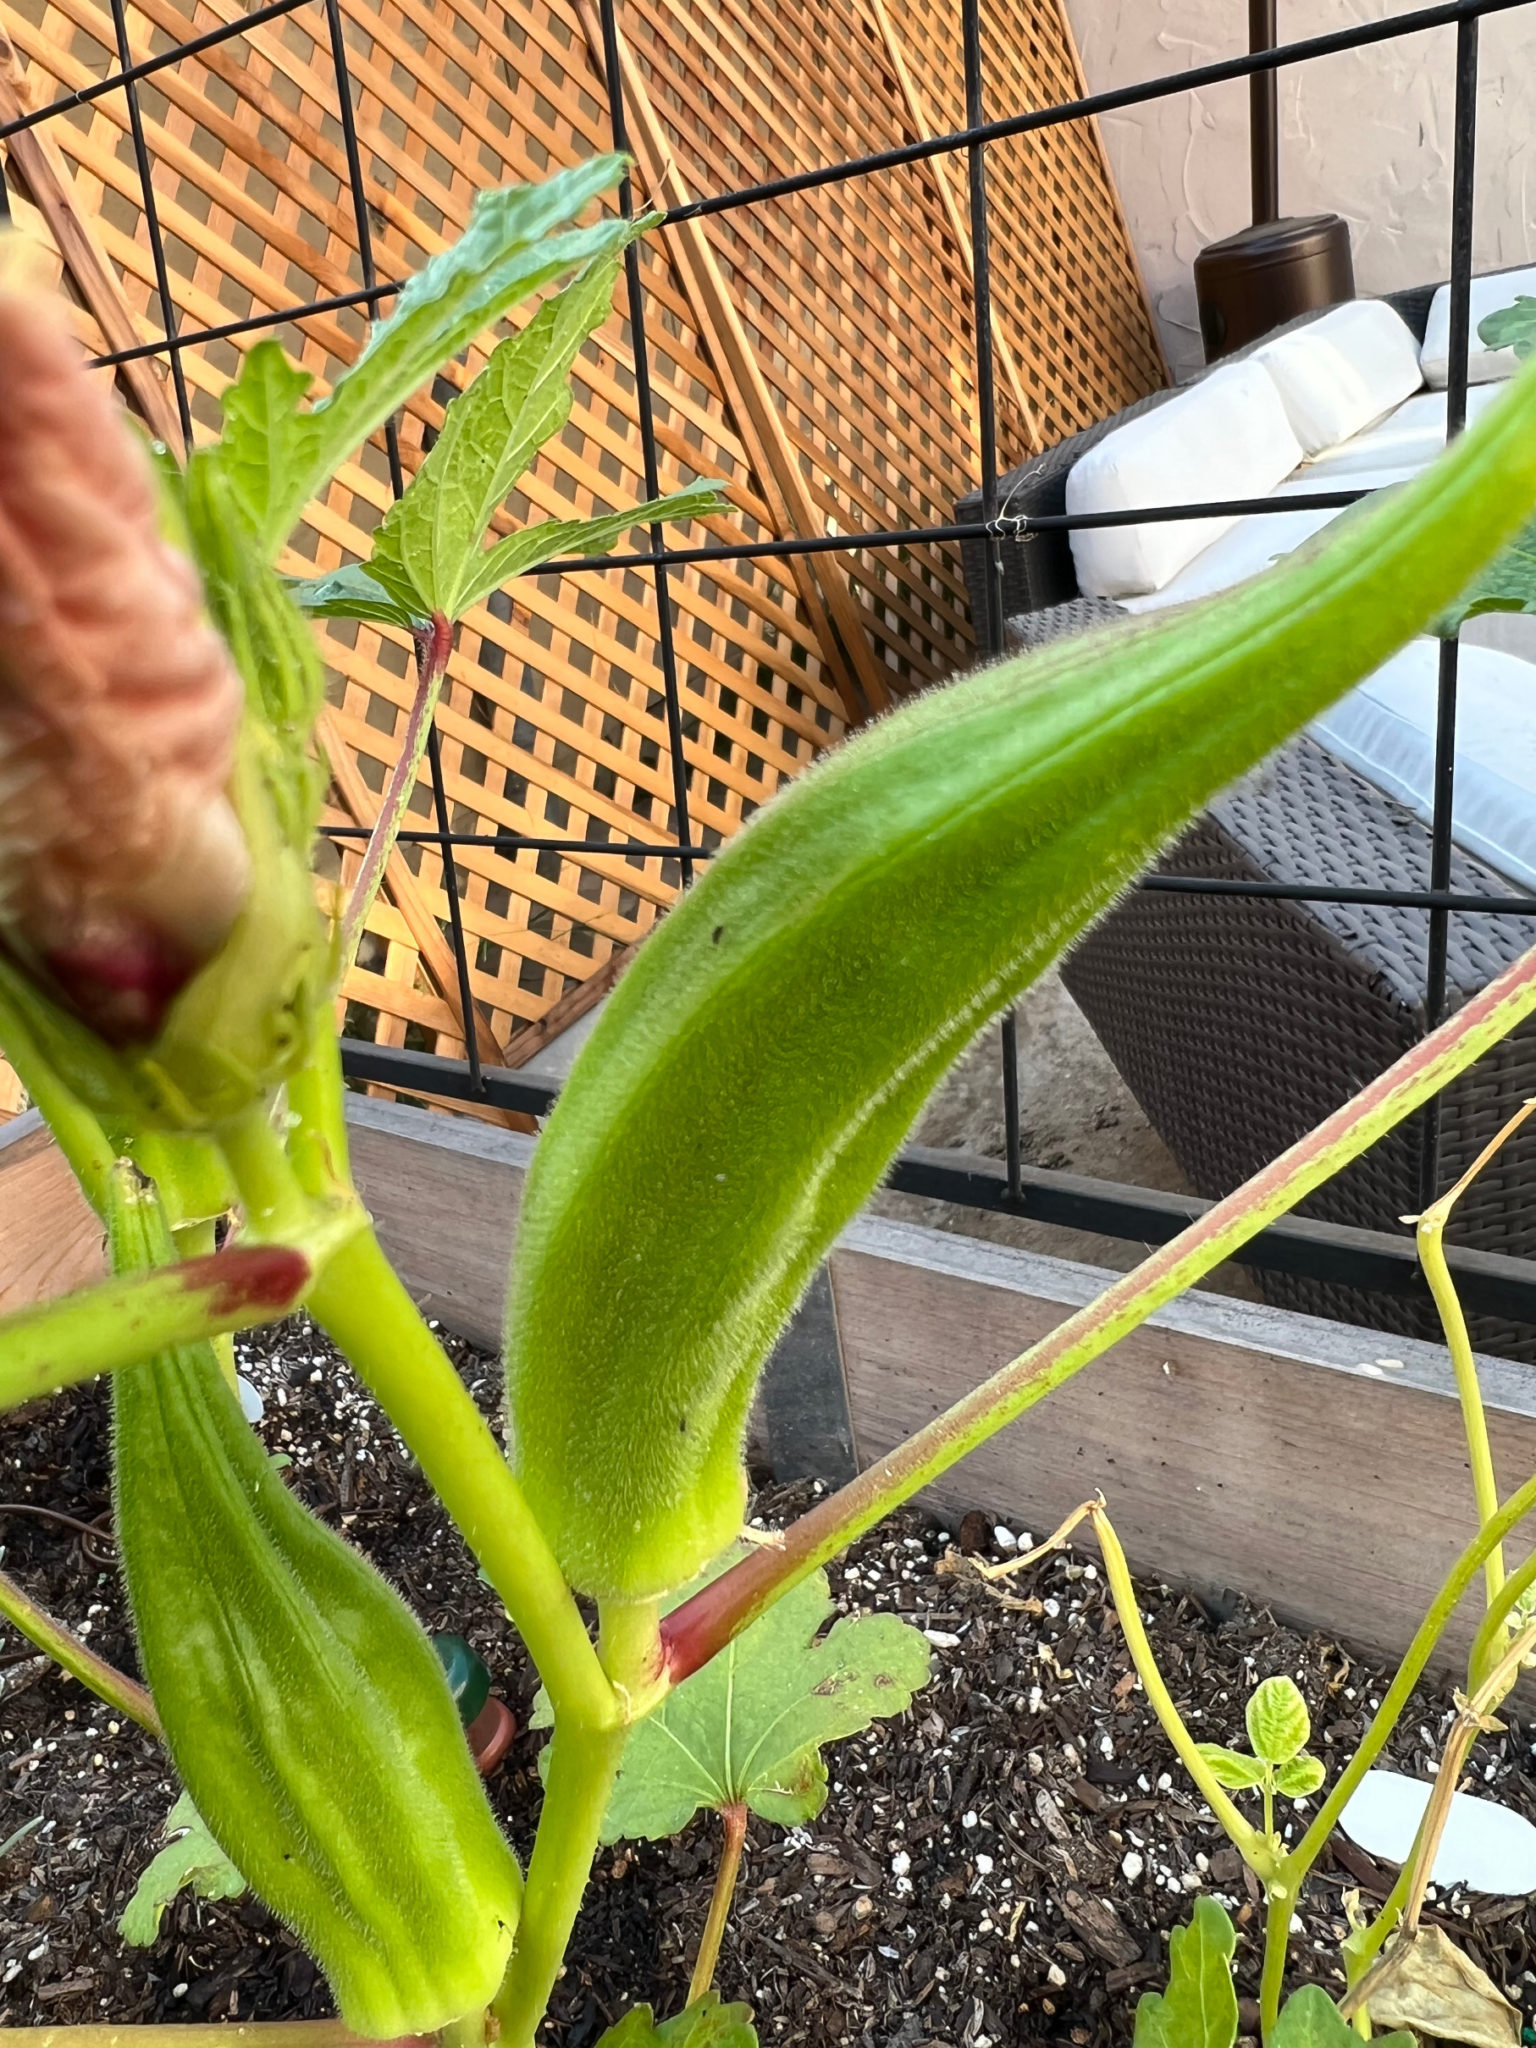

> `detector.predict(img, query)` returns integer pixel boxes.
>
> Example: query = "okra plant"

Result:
[4,166,1536,2048]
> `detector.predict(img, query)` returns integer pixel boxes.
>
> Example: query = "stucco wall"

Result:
[1060,0,1536,380]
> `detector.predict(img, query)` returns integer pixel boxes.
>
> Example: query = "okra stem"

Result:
[0,1563,160,1734]
[490,1717,628,2048]
[305,1224,613,1730]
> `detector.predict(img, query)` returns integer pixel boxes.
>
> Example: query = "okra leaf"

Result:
[1436,510,1536,633]
[119,1790,247,1946]
[369,253,628,620]
[285,563,422,631]
[1194,1742,1269,1790]
[1245,1676,1311,1767]
[577,1548,928,1841]
[1269,1985,1411,2048]
[1479,295,1536,362]
[1133,1897,1238,2048]
[451,480,725,622]
[212,158,640,558]
[504,351,1536,1604]
[595,1993,757,2048]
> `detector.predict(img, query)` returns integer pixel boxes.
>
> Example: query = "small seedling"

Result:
[1196,1675,1327,1839]
[120,1791,246,1945]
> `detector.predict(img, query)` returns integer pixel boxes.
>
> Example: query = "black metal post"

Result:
[106,0,193,446]
[1249,0,1279,223]
[596,0,696,889]
[1418,11,1479,1211]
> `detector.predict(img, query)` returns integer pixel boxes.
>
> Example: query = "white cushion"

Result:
[1118,463,1415,616]
[1252,300,1423,454]
[1065,360,1305,599]
[1310,640,1536,891]
[1421,266,1536,388]
[1301,383,1504,481]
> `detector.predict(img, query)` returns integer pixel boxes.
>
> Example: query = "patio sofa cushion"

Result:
[1309,639,1536,892]
[1252,299,1423,453]
[1116,463,1416,616]
[1300,382,1504,480]
[1421,264,1536,387]
[1064,358,1304,599]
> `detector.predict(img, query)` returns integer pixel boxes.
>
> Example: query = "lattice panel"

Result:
[0,0,1161,1092]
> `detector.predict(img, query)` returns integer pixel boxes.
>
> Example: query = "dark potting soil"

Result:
[5,1318,1536,2048]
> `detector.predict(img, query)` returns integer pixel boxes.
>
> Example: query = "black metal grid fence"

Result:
[4,0,1536,1319]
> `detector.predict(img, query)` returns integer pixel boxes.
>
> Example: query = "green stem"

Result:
[1418,1209,1505,1602]
[218,1101,322,1247]
[0,990,115,1214]
[662,938,1536,1682]
[174,1217,236,1392]
[1347,1859,1412,1990]
[689,1805,748,2007]
[0,1243,308,1417]
[1262,1780,1275,1847]
[1281,1462,1536,1895]
[287,1005,354,1203]
[1259,1888,1295,2042]
[0,1563,160,1734]
[492,1716,628,2048]
[306,1224,612,1728]
[1469,1544,1536,1686]
[1092,1506,1267,1868]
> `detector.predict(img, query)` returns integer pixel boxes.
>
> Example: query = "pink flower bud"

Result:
[0,240,248,1042]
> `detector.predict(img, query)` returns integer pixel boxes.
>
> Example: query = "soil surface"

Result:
[5,1316,1536,2047]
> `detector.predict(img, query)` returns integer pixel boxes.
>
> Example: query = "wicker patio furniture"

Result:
[956,287,1536,1356]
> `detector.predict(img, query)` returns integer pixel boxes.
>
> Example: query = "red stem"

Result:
[339,612,454,966]
[661,942,1536,1684]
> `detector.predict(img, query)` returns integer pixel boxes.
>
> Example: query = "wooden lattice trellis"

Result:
[0,0,1164,1118]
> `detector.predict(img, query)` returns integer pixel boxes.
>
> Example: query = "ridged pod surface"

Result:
[505,354,1536,1603]
[111,1171,522,2035]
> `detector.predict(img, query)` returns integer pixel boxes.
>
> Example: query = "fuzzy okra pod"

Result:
[505,350,1536,1605]
[110,1168,522,2036]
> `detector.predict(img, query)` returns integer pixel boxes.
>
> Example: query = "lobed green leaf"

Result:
[285,562,422,631]
[1479,295,1536,362]
[594,1994,757,2048]
[591,1547,929,1841]
[504,352,1536,1604]
[209,157,638,559]
[368,253,629,620]
[1269,1985,1411,2048]
[1133,1897,1238,2048]
[119,1790,246,1945]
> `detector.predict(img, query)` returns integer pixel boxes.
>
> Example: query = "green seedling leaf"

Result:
[450,480,725,622]
[1194,1743,1269,1790]
[368,254,624,620]
[285,563,421,631]
[208,158,641,559]
[505,347,1536,1603]
[594,1548,929,1840]
[110,1168,523,2035]
[119,1790,247,1945]
[1479,295,1536,362]
[1132,1897,1238,2048]
[1246,1676,1311,1766]
[595,1993,757,2048]
[1274,1752,1326,1799]
[1269,1984,1411,2048]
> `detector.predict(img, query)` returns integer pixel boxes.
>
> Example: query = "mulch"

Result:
[5,1316,1536,2047]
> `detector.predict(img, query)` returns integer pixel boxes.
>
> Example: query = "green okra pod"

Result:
[111,1168,522,2036]
[505,352,1536,1605]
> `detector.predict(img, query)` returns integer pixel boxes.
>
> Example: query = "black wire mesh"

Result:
[3,0,1534,1304]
